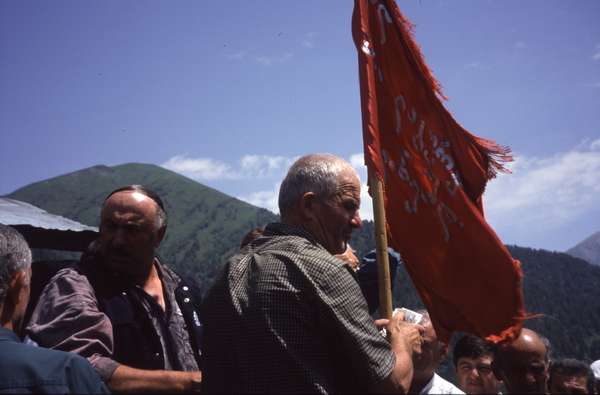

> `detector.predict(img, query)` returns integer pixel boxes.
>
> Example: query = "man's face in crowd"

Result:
[98,191,164,279]
[456,355,501,394]
[549,373,589,394]
[493,330,549,394]
[309,168,362,255]
[412,320,446,379]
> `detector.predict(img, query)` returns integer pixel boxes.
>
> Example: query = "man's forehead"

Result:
[102,191,158,216]
[335,169,361,193]
[459,355,493,365]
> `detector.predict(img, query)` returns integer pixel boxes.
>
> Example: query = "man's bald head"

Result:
[97,186,167,281]
[493,328,549,394]
[278,154,358,219]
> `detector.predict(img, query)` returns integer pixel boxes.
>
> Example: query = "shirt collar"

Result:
[0,327,20,343]
[264,222,322,248]
[419,373,436,395]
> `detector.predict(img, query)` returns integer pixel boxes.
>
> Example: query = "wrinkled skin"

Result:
[304,167,362,255]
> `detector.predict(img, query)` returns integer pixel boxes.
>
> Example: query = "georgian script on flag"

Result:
[353,0,527,343]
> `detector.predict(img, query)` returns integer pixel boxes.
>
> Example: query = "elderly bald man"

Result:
[201,154,423,394]
[492,328,549,394]
[27,185,202,393]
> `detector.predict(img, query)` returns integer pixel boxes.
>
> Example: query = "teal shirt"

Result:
[0,327,109,394]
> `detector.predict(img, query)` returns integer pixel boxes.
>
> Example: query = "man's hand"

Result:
[375,312,424,355]
[386,311,424,355]
[373,312,424,393]
[108,365,202,393]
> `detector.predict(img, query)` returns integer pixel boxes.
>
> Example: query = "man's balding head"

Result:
[278,154,362,254]
[493,328,549,394]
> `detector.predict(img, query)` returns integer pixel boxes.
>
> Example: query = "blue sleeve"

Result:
[66,355,111,394]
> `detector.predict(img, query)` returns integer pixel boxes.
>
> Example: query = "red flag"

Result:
[352,0,527,343]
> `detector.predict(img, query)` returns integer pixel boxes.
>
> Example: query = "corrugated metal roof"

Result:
[0,197,97,232]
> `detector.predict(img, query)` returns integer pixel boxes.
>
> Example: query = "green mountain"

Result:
[8,163,277,291]
[8,163,600,365]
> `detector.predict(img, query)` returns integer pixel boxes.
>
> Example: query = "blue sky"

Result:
[1,0,599,252]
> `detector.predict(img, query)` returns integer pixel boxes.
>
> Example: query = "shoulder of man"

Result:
[0,341,108,393]
[26,264,100,341]
[236,229,359,302]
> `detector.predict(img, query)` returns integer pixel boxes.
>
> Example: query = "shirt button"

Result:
[154,352,160,357]
[184,297,190,303]
[182,286,189,291]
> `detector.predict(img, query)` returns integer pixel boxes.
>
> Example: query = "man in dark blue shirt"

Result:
[0,224,108,394]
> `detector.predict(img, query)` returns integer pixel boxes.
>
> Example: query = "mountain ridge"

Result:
[567,230,600,266]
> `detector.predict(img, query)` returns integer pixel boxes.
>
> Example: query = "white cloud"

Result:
[162,155,237,181]
[593,44,600,61]
[301,32,317,48]
[348,153,374,221]
[240,155,295,177]
[162,154,295,182]
[226,50,247,60]
[465,61,482,69]
[255,52,293,66]
[238,183,281,214]
[514,41,527,49]
[346,141,600,229]
[484,139,600,230]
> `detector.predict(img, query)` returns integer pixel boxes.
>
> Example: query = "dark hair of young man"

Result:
[549,358,593,394]
[452,334,495,367]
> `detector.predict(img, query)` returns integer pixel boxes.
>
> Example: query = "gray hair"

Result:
[278,154,355,218]
[0,224,32,304]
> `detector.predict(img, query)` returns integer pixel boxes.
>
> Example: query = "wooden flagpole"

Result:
[369,168,394,319]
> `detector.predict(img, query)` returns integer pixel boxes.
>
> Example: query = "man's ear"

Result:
[491,358,503,381]
[156,225,166,245]
[298,192,318,221]
[6,271,27,308]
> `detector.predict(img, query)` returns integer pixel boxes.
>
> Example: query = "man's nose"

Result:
[110,228,127,247]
